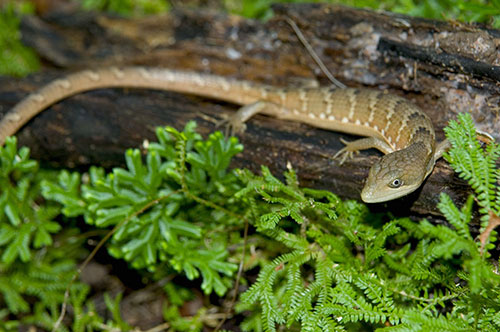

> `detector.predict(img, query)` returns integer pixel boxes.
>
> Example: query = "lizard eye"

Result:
[389,178,402,188]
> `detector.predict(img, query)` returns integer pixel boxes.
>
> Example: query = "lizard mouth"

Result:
[360,184,419,203]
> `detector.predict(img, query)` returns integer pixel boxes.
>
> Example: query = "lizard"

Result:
[0,67,450,203]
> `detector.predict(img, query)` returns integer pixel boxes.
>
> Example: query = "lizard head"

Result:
[360,143,433,203]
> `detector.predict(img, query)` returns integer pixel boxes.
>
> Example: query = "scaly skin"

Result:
[0,67,445,202]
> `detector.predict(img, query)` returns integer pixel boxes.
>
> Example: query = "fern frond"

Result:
[444,113,500,224]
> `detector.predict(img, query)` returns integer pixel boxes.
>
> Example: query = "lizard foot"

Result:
[215,114,247,137]
[332,138,360,165]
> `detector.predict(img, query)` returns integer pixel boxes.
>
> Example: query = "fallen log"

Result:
[0,3,498,216]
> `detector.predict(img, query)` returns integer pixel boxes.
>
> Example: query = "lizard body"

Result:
[0,67,446,203]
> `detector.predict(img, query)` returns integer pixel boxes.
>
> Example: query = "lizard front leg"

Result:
[333,137,395,165]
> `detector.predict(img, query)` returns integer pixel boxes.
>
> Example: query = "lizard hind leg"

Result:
[217,101,289,137]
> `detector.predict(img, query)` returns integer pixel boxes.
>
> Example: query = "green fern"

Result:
[80,0,169,16]
[43,122,241,296]
[0,230,88,329]
[225,0,500,28]
[1,113,499,331]
[0,2,39,76]
[68,286,103,332]
[444,113,500,224]
[237,113,500,331]
[0,137,62,266]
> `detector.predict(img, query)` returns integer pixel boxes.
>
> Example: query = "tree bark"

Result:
[0,3,498,216]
